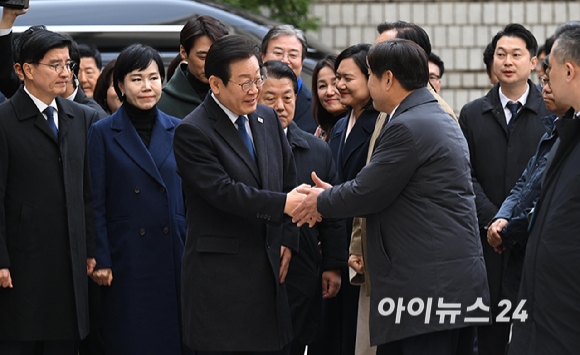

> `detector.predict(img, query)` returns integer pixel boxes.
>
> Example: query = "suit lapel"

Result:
[112,106,165,186]
[341,109,376,170]
[55,96,73,142]
[149,109,174,171]
[10,87,59,145]
[207,97,261,184]
[248,111,267,188]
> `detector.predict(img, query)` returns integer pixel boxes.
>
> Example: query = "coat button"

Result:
[163,227,169,234]
[139,228,146,236]
[159,186,166,193]
[135,187,141,194]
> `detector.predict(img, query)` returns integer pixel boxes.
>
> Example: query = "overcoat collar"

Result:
[480,80,545,135]
[338,108,377,173]
[10,86,75,145]
[111,104,175,187]
[286,121,310,150]
[389,86,438,121]
[203,92,262,185]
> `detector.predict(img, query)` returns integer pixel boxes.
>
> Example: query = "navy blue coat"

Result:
[294,84,317,134]
[88,105,188,355]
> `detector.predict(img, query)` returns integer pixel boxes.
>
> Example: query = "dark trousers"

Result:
[376,327,475,355]
[196,343,291,355]
[0,340,78,355]
[477,322,510,355]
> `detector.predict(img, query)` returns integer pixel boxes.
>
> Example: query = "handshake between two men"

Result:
[284,172,331,228]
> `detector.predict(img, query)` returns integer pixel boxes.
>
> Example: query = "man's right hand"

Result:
[0,268,13,288]
[348,254,365,274]
[0,6,28,30]
[91,268,113,286]
[487,218,507,253]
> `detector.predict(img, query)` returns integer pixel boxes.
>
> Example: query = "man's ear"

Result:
[179,45,187,61]
[14,63,24,81]
[530,56,538,72]
[565,62,576,82]
[383,71,393,91]
[209,75,221,95]
[20,62,33,82]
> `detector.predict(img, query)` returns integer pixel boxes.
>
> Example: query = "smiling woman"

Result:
[87,43,191,354]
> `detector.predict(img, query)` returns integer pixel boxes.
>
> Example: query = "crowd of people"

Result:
[0,3,579,355]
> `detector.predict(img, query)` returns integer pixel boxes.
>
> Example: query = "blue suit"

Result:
[88,105,189,355]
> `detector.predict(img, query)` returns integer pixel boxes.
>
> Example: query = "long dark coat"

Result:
[174,94,298,352]
[318,87,490,346]
[458,80,549,317]
[0,87,98,340]
[88,105,188,354]
[509,112,580,354]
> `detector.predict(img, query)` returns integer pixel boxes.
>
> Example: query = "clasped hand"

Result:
[288,172,331,228]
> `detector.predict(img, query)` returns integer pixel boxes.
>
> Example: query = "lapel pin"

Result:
[258,117,263,123]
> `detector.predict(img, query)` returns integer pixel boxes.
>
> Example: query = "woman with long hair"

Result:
[312,54,347,142]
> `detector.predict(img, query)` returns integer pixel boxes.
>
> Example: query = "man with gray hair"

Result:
[508,25,580,355]
[261,25,316,134]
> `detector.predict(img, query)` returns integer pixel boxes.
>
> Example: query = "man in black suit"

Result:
[0,28,98,355]
[261,25,316,134]
[0,7,107,119]
[458,23,551,355]
[292,38,489,355]
[174,35,303,354]
[258,60,347,355]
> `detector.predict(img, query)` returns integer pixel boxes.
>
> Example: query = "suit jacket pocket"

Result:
[196,236,239,254]
[17,203,34,251]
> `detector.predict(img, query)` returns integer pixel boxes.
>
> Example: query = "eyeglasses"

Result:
[429,74,441,81]
[269,50,301,61]
[540,77,550,88]
[230,75,267,92]
[32,61,77,74]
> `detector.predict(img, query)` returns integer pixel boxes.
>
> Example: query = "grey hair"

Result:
[552,28,580,67]
[261,25,307,60]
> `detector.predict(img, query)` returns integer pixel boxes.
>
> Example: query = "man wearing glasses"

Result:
[261,25,316,134]
[0,28,99,355]
[174,35,303,354]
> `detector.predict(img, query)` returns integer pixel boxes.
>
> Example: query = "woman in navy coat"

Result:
[89,44,190,355]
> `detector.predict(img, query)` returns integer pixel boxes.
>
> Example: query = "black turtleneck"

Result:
[186,69,210,100]
[124,101,157,148]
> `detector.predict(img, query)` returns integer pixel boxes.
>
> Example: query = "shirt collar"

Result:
[66,86,78,101]
[24,85,58,115]
[499,84,530,109]
[390,104,400,119]
[211,92,246,126]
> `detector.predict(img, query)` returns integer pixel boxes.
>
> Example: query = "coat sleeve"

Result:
[316,144,347,271]
[88,124,112,268]
[459,106,499,228]
[318,122,418,219]
[0,32,23,99]
[173,121,288,225]
[0,121,10,268]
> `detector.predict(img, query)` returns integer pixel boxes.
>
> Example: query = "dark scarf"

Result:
[186,69,210,100]
[124,101,157,148]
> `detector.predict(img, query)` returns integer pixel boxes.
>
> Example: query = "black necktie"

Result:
[44,106,58,139]
[236,115,256,164]
[506,102,521,134]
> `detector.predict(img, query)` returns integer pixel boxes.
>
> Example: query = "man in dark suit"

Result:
[508,25,580,355]
[0,28,98,355]
[261,25,316,134]
[458,23,551,355]
[258,60,347,355]
[173,35,302,354]
[0,7,107,119]
[292,38,489,355]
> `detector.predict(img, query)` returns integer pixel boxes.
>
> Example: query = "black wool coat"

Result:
[0,86,98,340]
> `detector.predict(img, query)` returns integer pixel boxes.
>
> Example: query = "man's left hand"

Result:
[322,270,341,299]
[87,258,96,276]
[279,246,292,284]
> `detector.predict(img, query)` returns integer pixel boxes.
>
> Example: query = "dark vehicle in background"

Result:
[13,0,333,88]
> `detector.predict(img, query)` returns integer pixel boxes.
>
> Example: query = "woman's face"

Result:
[317,66,345,115]
[335,58,370,110]
[107,76,122,113]
[118,61,162,110]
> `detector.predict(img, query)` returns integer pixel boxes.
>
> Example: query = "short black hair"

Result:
[491,23,538,58]
[552,27,580,68]
[261,25,307,61]
[93,59,116,114]
[205,35,262,85]
[78,43,102,70]
[16,27,71,71]
[335,43,371,80]
[428,52,444,78]
[14,25,46,65]
[545,35,556,55]
[64,35,81,78]
[262,60,298,94]
[180,15,228,55]
[368,38,428,91]
[543,53,550,74]
[113,43,165,102]
[537,44,546,58]
[376,21,431,56]
[483,42,495,75]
